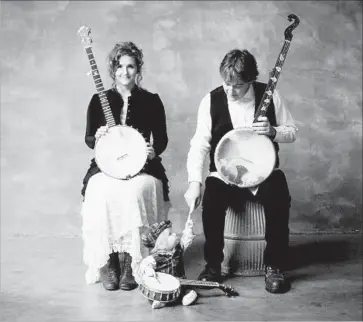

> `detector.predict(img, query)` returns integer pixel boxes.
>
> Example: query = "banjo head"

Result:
[214,127,276,188]
[139,272,181,303]
[95,125,148,180]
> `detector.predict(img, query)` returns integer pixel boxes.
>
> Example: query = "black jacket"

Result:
[81,86,170,201]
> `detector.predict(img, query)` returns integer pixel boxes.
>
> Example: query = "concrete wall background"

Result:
[1,1,362,237]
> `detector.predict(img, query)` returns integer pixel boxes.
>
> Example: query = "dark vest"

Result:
[209,81,280,172]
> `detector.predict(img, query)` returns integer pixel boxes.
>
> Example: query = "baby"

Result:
[137,219,198,309]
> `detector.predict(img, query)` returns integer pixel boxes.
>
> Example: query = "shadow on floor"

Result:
[183,233,362,275]
[287,235,362,271]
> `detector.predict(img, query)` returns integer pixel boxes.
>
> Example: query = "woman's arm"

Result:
[85,94,105,149]
[150,94,168,156]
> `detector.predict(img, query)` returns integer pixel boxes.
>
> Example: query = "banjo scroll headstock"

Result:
[284,14,300,41]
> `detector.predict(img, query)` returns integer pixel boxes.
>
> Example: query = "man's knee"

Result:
[203,177,228,205]
[259,170,291,207]
[269,169,287,184]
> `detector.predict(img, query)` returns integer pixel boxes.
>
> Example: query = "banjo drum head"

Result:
[214,128,276,188]
[140,272,181,303]
[142,272,180,292]
[95,125,148,180]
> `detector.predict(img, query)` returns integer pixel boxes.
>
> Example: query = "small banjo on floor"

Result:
[214,14,300,188]
[139,272,238,303]
[77,26,148,180]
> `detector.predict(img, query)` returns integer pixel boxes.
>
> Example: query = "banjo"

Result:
[139,272,238,303]
[77,26,148,180]
[214,14,300,188]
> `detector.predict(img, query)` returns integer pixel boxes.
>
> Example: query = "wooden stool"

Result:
[222,200,266,276]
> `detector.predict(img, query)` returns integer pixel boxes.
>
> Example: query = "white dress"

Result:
[81,96,170,284]
[81,173,169,284]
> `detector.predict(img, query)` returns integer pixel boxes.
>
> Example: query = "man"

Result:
[184,49,297,294]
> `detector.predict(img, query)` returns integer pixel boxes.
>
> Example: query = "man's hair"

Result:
[219,49,259,83]
[107,41,144,84]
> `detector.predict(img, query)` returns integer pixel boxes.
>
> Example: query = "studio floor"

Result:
[1,230,362,321]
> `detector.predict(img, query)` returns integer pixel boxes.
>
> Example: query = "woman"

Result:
[81,41,170,291]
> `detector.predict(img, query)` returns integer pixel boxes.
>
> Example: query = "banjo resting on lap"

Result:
[214,14,300,188]
[78,26,148,180]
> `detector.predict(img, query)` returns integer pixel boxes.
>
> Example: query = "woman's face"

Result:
[115,55,138,88]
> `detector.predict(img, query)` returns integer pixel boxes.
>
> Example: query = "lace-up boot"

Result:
[99,253,119,291]
[119,252,138,291]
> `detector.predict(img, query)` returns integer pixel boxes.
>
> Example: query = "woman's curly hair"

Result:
[219,49,259,83]
[107,41,144,86]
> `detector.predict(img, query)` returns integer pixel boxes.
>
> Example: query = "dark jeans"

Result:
[201,169,291,271]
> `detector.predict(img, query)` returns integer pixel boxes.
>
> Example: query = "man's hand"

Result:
[252,116,276,138]
[184,181,202,211]
[184,218,194,231]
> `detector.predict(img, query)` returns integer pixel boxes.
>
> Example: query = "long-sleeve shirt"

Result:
[187,85,297,192]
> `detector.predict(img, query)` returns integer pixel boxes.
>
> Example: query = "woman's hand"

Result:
[252,116,276,138]
[95,125,108,140]
[146,142,156,160]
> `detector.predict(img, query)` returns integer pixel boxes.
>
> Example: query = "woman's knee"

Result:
[83,173,107,197]
[130,174,162,195]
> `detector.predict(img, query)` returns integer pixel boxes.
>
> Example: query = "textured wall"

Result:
[1,1,362,236]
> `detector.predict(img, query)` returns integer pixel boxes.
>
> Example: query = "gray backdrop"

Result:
[1,1,362,238]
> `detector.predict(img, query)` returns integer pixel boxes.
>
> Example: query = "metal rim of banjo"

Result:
[139,272,181,303]
[214,127,276,188]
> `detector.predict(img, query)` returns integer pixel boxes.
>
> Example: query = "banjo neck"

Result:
[180,278,220,288]
[179,278,238,297]
[78,26,116,128]
[253,14,300,123]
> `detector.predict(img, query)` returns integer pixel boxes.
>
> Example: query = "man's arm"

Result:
[271,90,298,143]
[186,94,213,184]
[184,94,212,210]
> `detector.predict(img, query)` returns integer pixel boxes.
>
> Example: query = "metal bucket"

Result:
[222,200,266,276]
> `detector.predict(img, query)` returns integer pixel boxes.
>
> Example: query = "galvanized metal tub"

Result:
[222,200,266,276]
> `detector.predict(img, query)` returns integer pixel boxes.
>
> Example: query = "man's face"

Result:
[222,78,251,101]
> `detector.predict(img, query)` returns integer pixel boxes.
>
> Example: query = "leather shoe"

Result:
[119,252,138,291]
[198,265,222,283]
[99,253,119,291]
[265,266,290,294]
